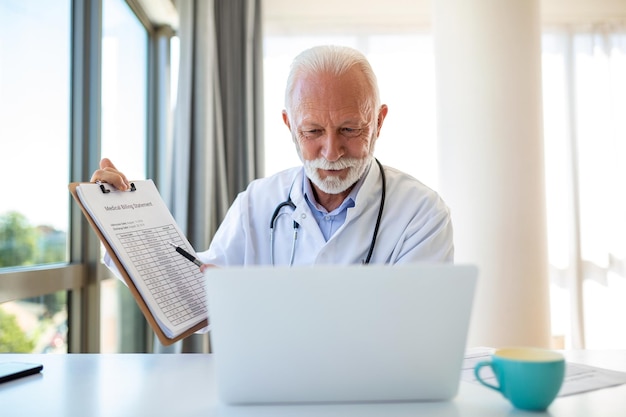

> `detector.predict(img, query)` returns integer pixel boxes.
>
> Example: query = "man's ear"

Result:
[282,110,291,130]
[376,104,389,136]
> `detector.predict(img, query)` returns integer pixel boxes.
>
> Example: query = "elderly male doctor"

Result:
[92,45,454,268]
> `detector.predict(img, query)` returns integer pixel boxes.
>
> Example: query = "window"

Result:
[0,0,177,354]
[0,0,71,353]
[542,28,626,349]
[100,0,149,353]
[0,2,71,266]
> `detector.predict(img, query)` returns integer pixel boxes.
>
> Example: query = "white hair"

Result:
[283,45,381,119]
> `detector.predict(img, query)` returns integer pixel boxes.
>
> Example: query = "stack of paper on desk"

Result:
[462,347,626,396]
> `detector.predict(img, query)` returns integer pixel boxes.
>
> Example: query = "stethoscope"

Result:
[269,158,386,266]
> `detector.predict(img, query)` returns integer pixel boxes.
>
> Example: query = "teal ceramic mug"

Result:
[474,347,565,411]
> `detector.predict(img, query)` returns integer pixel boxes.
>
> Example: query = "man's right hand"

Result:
[90,158,131,191]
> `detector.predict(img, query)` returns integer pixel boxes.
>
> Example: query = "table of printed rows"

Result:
[116,225,206,326]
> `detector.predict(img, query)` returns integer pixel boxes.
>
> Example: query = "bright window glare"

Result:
[541,31,626,349]
[0,1,70,233]
[101,0,148,179]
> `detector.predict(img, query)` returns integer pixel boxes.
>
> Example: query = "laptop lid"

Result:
[206,263,478,405]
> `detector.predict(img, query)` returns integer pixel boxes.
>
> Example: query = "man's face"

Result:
[282,69,387,195]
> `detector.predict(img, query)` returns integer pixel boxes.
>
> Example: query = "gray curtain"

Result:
[156,0,264,353]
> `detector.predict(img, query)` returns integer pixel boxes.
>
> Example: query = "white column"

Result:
[433,0,551,347]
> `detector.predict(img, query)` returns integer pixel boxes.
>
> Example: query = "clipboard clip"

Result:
[97,181,137,194]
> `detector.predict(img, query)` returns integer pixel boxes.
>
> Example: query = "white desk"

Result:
[0,351,625,417]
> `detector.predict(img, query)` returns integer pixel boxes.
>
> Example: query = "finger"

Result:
[100,157,117,170]
[102,165,130,189]
[200,264,216,273]
[90,169,129,190]
[90,158,130,190]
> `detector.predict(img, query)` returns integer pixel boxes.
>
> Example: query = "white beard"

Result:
[293,128,378,194]
[303,155,373,194]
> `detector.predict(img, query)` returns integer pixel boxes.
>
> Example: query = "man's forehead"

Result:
[292,87,372,120]
[288,69,375,123]
[294,103,370,124]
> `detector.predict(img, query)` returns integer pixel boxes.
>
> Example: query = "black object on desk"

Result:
[0,362,43,384]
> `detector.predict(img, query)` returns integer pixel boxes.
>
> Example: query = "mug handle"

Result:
[474,360,502,392]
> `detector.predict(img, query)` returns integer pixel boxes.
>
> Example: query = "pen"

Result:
[169,242,203,267]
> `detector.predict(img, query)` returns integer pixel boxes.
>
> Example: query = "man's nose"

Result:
[320,132,344,162]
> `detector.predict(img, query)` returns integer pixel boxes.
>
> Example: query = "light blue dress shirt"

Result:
[302,164,369,241]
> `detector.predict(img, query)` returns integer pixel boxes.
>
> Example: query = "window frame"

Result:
[0,0,177,353]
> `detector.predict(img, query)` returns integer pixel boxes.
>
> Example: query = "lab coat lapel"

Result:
[289,169,327,248]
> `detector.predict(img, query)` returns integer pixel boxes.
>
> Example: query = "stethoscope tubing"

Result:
[270,158,385,266]
[269,199,299,266]
[363,158,385,264]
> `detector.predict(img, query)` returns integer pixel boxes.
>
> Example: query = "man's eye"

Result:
[341,128,363,138]
[300,129,322,139]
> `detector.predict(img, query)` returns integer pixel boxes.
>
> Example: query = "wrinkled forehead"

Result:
[290,70,375,121]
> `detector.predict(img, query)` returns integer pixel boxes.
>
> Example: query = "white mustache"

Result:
[305,158,360,170]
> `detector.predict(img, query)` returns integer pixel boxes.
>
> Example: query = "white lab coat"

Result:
[197,162,454,266]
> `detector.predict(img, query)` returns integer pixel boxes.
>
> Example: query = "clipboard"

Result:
[69,181,208,346]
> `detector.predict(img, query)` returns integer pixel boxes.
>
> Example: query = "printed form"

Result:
[76,180,207,339]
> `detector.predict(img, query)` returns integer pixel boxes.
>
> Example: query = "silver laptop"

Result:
[205,263,478,405]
